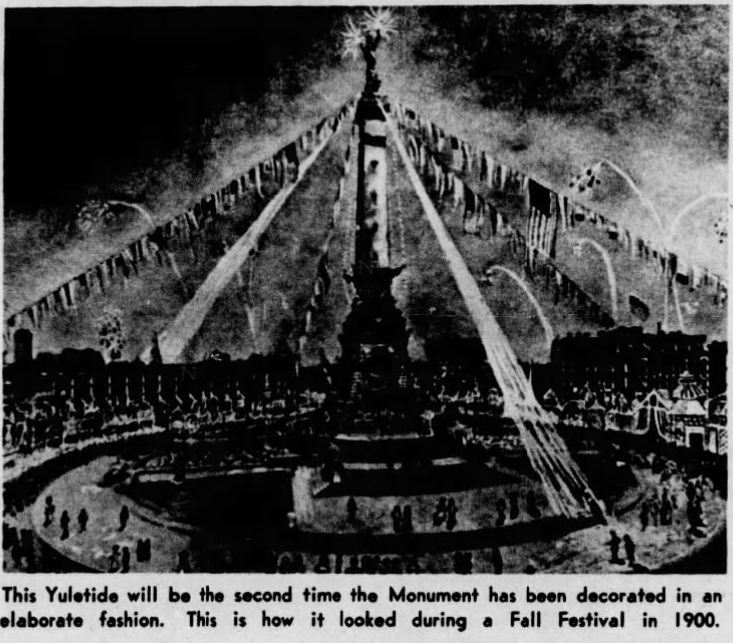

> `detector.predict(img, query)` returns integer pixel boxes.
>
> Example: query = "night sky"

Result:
[4,7,342,208]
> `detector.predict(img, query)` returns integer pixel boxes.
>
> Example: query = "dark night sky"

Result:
[4,7,342,208]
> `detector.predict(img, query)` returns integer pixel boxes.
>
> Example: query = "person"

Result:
[121,547,131,573]
[278,555,292,574]
[176,551,192,573]
[660,489,673,526]
[314,554,331,573]
[136,539,146,563]
[491,547,503,574]
[119,505,130,532]
[335,553,343,574]
[607,530,623,564]
[60,510,70,540]
[11,542,25,569]
[639,500,649,531]
[347,497,357,525]
[509,491,520,520]
[345,555,360,574]
[648,495,659,527]
[446,507,457,531]
[78,508,89,533]
[496,498,507,527]
[291,553,306,573]
[21,529,34,567]
[623,534,636,567]
[433,497,447,527]
[391,505,402,533]
[43,496,55,528]
[108,545,121,573]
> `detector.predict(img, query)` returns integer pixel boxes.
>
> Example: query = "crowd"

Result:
[166,549,507,574]
[3,356,510,455]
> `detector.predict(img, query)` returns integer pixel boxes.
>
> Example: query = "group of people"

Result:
[607,529,637,567]
[2,507,36,570]
[432,497,459,530]
[496,490,544,526]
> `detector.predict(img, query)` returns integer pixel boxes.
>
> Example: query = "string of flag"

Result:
[392,106,616,327]
[390,97,726,308]
[6,98,358,335]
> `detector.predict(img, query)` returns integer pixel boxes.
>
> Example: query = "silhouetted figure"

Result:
[639,501,649,531]
[292,553,306,573]
[446,509,457,531]
[686,479,697,503]
[623,535,636,567]
[607,530,623,564]
[345,555,360,574]
[11,543,24,569]
[121,547,131,573]
[335,553,343,574]
[109,545,121,573]
[347,496,357,524]
[491,547,503,574]
[391,505,402,533]
[176,550,191,573]
[527,491,541,519]
[43,496,55,527]
[21,529,34,567]
[453,551,472,574]
[433,497,447,527]
[496,498,507,527]
[509,491,520,520]
[314,554,331,573]
[60,510,70,540]
[278,555,292,573]
[119,505,130,532]
[648,494,659,526]
[660,489,673,525]
[78,508,89,533]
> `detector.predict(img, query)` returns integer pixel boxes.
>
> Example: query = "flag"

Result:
[629,295,650,322]
[107,256,116,280]
[63,281,76,310]
[249,166,263,198]
[96,265,107,292]
[116,254,131,280]
[527,179,560,258]
[123,247,139,276]
[453,176,465,208]
[463,187,477,234]
[53,289,65,314]
[497,164,508,191]
[78,273,90,297]
[185,209,199,232]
